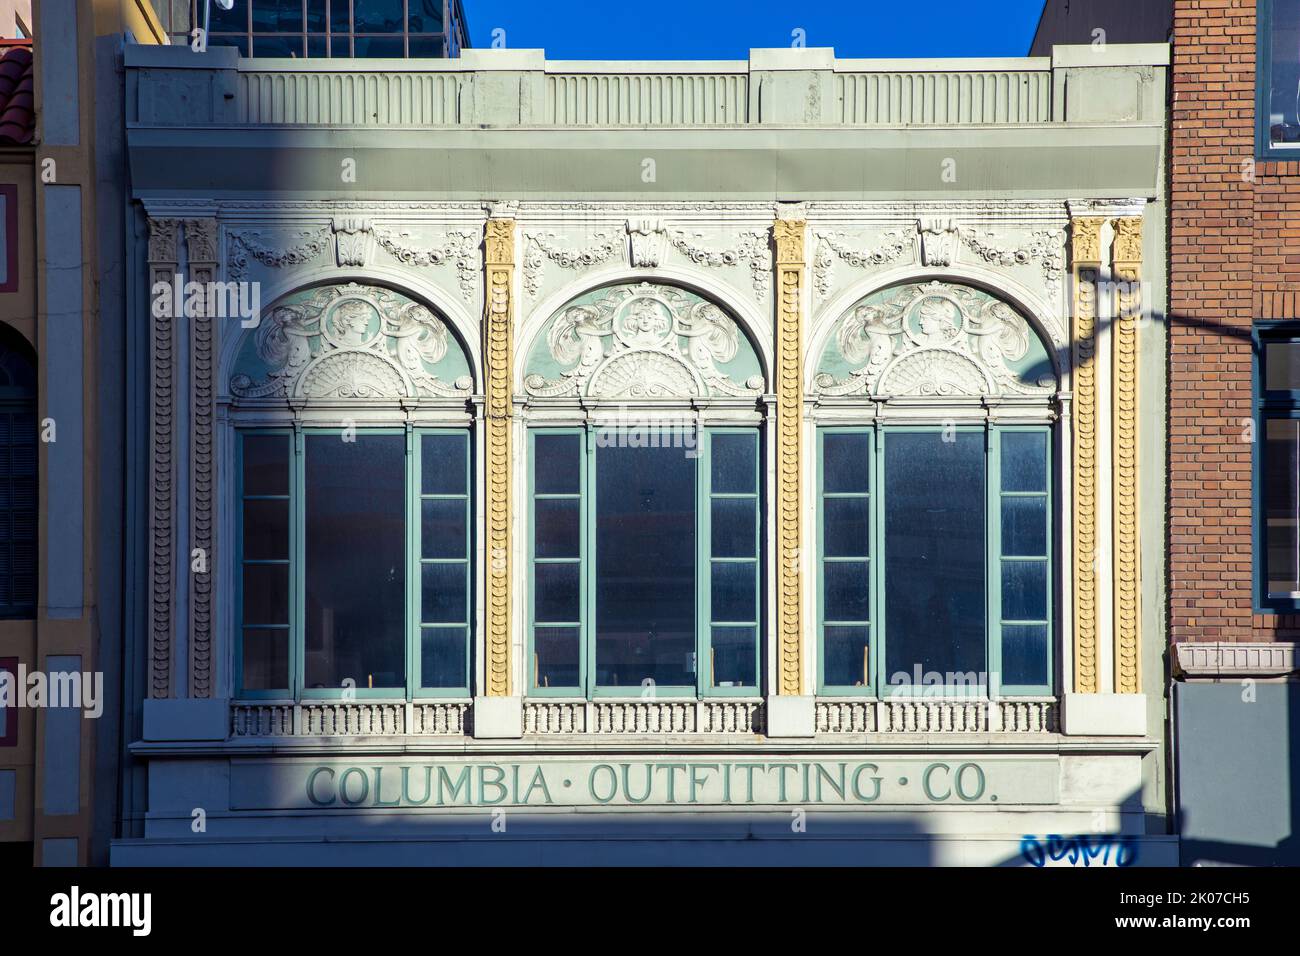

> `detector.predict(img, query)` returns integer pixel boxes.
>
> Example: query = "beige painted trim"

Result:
[483,218,514,696]
[774,217,805,695]
[1111,217,1141,695]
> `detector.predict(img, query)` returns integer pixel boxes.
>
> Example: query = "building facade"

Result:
[0,0,164,866]
[103,38,1178,866]
[1168,0,1300,866]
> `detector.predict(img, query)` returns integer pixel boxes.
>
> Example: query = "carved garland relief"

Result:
[1112,217,1142,696]
[484,218,515,697]
[148,217,179,699]
[1070,216,1105,695]
[774,218,805,697]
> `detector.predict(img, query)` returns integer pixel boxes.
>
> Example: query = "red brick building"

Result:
[1170,0,1300,646]
[1166,0,1300,865]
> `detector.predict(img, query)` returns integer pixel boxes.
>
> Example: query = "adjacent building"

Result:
[108,34,1175,864]
[1167,0,1300,866]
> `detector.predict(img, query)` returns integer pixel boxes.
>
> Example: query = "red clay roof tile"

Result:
[0,42,34,146]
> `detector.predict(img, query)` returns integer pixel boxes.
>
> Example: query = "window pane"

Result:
[331,36,350,56]
[252,34,304,57]
[1265,341,1300,390]
[1001,431,1048,492]
[595,444,695,687]
[823,496,869,557]
[304,435,405,689]
[711,560,756,623]
[824,560,869,622]
[534,626,580,689]
[534,498,580,559]
[823,432,870,494]
[421,626,466,688]
[1265,418,1300,595]
[535,433,581,494]
[711,497,756,558]
[1268,2,1300,149]
[251,0,304,31]
[1001,496,1047,557]
[1001,560,1047,621]
[242,498,289,561]
[710,626,755,688]
[824,625,870,686]
[242,434,289,495]
[421,562,467,625]
[884,432,985,681]
[330,0,350,32]
[210,0,247,30]
[242,628,289,690]
[711,433,756,494]
[307,34,327,57]
[306,0,327,31]
[421,434,467,494]
[421,498,466,559]
[408,36,445,57]
[1001,624,1049,687]
[353,36,404,56]
[534,562,579,623]
[242,563,288,625]
[408,0,443,32]
[354,0,403,31]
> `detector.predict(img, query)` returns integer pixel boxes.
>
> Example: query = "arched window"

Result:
[227,282,475,699]
[811,280,1059,698]
[522,281,766,698]
[0,325,35,619]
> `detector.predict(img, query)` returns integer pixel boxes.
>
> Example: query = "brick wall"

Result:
[1170,0,1300,642]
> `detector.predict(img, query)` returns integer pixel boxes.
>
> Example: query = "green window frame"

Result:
[815,424,1054,697]
[527,426,762,699]
[235,426,472,700]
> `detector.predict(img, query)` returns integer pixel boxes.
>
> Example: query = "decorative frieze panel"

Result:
[812,228,914,299]
[522,281,764,399]
[228,282,472,400]
[812,280,1056,399]
[370,225,481,300]
[226,225,332,280]
[522,230,622,299]
[230,702,470,737]
[522,700,764,735]
[815,699,1058,734]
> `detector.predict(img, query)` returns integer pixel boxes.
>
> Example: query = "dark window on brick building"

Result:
[1261,0,1300,153]
[1257,325,1300,607]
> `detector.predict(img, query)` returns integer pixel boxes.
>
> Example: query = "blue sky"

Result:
[465,0,1047,60]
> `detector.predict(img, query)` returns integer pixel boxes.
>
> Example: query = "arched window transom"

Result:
[230,282,473,400]
[814,280,1055,399]
[523,281,763,399]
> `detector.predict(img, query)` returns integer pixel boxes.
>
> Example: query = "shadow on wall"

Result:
[1177,681,1300,867]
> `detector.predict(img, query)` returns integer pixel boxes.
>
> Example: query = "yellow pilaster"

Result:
[484,218,515,696]
[1070,216,1105,694]
[1111,217,1142,695]
[774,216,806,696]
